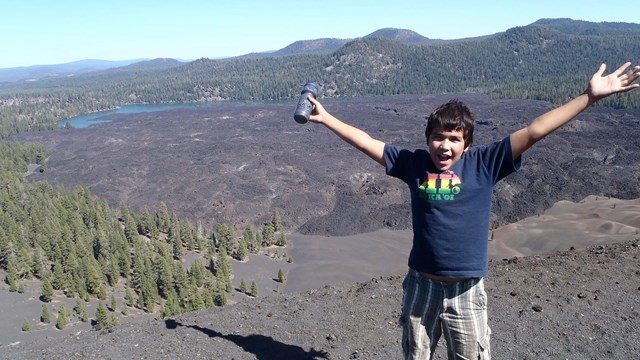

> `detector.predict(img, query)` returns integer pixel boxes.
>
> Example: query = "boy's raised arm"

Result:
[510,62,640,159]
[308,97,387,167]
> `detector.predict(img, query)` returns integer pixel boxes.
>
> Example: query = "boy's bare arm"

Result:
[308,97,387,167]
[511,62,640,159]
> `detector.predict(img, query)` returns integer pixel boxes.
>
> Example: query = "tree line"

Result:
[1,142,289,328]
[1,25,640,138]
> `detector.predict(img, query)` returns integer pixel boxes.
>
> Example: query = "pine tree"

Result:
[273,209,283,232]
[239,279,247,294]
[16,247,32,280]
[94,227,111,264]
[84,259,103,297]
[202,282,216,308]
[56,303,67,330]
[105,255,120,287]
[191,289,205,311]
[243,225,256,253]
[216,223,235,255]
[125,287,135,307]
[216,244,231,276]
[168,215,184,259]
[74,297,88,322]
[97,285,107,301]
[261,223,275,247]
[30,246,45,279]
[41,277,54,302]
[22,319,30,332]
[189,260,205,288]
[6,254,18,292]
[140,277,157,313]
[255,232,263,252]
[122,204,139,244]
[130,251,146,292]
[162,291,181,318]
[41,304,51,324]
[277,269,286,283]
[156,257,173,299]
[214,288,227,306]
[158,202,171,233]
[250,281,259,297]
[215,245,232,292]
[73,297,83,316]
[276,233,287,247]
[71,274,88,300]
[235,239,248,261]
[110,314,120,327]
[172,261,189,301]
[94,301,109,330]
[183,221,196,251]
[51,261,66,291]
[207,231,218,258]
[110,294,117,312]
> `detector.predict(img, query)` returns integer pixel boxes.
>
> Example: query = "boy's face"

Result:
[427,126,469,171]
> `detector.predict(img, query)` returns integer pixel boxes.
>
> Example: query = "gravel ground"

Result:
[2,237,638,360]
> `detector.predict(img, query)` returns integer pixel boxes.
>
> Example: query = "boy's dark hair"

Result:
[425,100,475,148]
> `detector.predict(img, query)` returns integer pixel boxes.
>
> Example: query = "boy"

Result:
[306,62,639,360]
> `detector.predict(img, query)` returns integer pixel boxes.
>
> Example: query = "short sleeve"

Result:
[384,144,407,180]
[478,136,522,183]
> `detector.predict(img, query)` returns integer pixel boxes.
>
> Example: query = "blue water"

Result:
[57,103,201,128]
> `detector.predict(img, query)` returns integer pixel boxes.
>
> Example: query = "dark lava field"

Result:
[17,93,640,235]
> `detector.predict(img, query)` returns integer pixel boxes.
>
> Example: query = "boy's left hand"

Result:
[587,62,640,101]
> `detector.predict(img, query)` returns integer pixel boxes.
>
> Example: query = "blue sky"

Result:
[1,0,637,69]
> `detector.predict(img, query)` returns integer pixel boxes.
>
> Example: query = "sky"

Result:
[1,0,638,69]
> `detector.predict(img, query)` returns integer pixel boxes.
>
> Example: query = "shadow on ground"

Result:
[165,319,329,360]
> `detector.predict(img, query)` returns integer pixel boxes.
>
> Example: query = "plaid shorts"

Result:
[400,269,491,360]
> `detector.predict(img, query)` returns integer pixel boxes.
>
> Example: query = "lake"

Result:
[57,103,202,128]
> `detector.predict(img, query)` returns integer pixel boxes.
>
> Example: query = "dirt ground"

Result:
[1,238,638,360]
[1,196,638,359]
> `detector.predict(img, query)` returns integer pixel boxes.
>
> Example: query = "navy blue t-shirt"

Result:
[384,136,521,278]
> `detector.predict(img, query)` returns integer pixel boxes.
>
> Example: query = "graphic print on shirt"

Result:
[418,170,461,201]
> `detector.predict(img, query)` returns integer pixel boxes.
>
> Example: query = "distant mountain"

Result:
[115,58,186,71]
[0,59,149,82]
[242,28,441,58]
[238,38,350,59]
[364,28,442,45]
[272,38,351,56]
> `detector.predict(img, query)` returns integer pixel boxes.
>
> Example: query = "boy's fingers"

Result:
[613,61,632,75]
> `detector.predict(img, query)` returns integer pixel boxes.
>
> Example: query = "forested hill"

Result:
[1,18,640,138]
[0,141,286,322]
[530,18,640,36]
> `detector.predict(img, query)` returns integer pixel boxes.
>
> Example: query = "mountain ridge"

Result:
[0,59,149,82]
[3,18,639,82]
